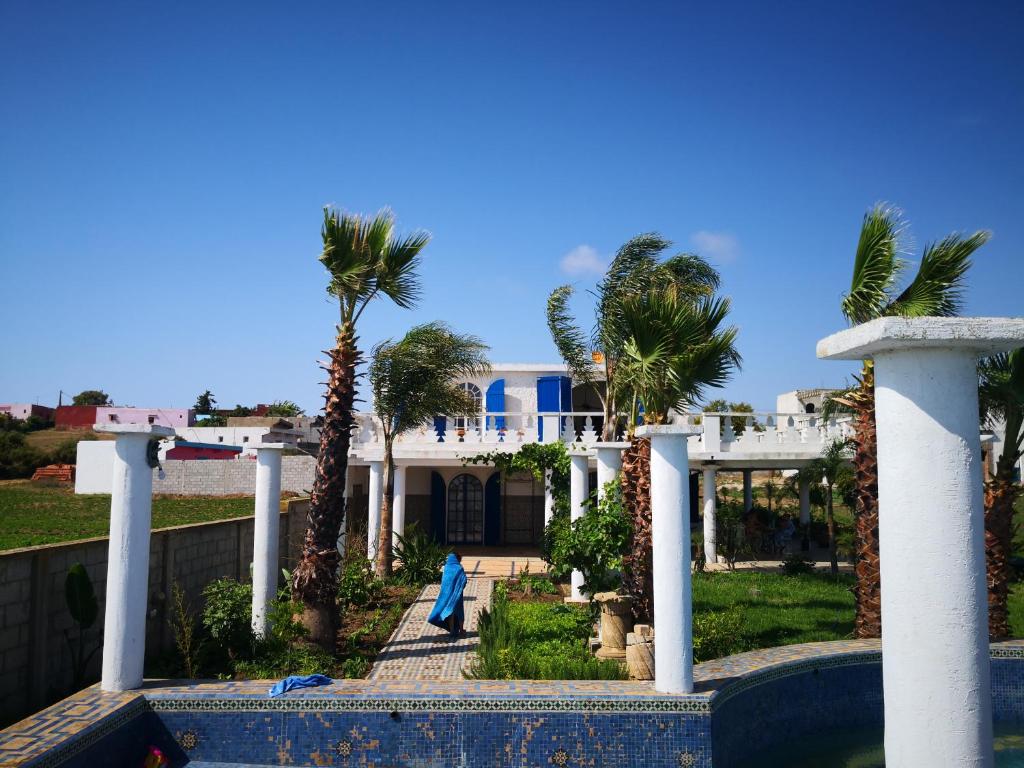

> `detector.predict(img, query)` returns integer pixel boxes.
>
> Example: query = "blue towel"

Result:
[268,673,332,697]
[427,553,467,633]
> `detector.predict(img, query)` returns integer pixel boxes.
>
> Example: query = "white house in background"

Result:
[775,388,841,415]
[345,364,852,549]
[171,420,302,457]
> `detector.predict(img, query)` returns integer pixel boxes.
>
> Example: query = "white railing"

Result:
[350,410,854,452]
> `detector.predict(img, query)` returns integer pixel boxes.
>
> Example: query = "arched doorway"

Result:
[447,473,484,544]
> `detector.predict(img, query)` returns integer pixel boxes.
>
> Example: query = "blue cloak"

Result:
[427,553,467,633]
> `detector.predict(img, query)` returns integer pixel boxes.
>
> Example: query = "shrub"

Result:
[49,439,81,466]
[692,608,744,662]
[392,524,448,587]
[234,643,334,680]
[202,578,254,660]
[169,582,200,678]
[780,553,816,576]
[715,500,750,569]
[0,431,46,479]
[541,507,572,582]
[337,558,385,611]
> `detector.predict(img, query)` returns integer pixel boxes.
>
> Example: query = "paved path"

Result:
[367,577,493,681]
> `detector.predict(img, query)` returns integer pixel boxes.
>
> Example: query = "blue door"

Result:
[485,379,505,430]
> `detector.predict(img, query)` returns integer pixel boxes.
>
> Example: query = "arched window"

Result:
[453,382,482,431]
[805,402,816,414]
[447,474,484,544]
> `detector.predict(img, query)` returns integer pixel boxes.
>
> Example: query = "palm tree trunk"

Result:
[621,436,653,622]
[851,362,882,638]
[826,485,838,578]
[291,321,358,648]
[376,444,395,579]
[986,436,1023,639]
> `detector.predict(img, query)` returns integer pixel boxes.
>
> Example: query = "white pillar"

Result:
[543,469,555,526]
[798,476,811,526]
[568,449,590,601]
[703,466,717,564]
[338,466,355,560]
[392,463,407,550]
[818,316,1024,768]
[95,423,174,692]
[595,442,629,501]
[742,469,753,512]
[367,460,383,565]
[636,424,700,694]
[252,443,284,639]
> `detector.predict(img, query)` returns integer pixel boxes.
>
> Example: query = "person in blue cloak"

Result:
[427,552,467,635]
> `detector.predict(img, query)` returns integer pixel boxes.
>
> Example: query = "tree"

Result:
[194,390,217,413]
[369,322,490,577]
[979,348,1024,638]
[291,208,428,648]
[614,287,741,619]
[265,400,305,417]
[796,439,852,578]
[704,398,757,435]
[546,235,721,441]
[835,204,988,638]
[72,390,111,406]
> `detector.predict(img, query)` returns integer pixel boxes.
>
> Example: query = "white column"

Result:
[251,443,284,639]
[338,466,355,560]
[95,423,174,692]
[798,476,811,525]
[367,460,383,565]
[636,424,700,694]
[703,465,717,564]
[742,469,753,512]
[568,449,590,601]
[818,316,1024,768]
[543,469,555,526]
[595,442,629,501]
[392,463,407,550]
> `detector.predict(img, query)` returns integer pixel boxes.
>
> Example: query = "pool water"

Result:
[752,724,1024,767]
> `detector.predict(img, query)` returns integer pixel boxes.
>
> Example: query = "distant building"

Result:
[0,403,54,422]
[776,388,841,415]
[56,406,195,430]
[164,441,242,460]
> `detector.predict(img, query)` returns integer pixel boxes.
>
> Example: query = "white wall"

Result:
[75,441,117,493]
[775,391,802,413]
[173,426,272,455]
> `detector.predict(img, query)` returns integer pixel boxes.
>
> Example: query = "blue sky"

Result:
[1,2,1021,414]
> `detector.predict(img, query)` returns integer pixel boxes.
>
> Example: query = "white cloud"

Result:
[559,244,606,276]
[691,230,740,265]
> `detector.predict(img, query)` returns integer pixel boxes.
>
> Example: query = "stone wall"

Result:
[152,456,316,495]
[0,498,309,727]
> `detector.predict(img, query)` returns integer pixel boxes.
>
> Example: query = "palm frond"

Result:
[546,285,594,385]
[886,231,989,318]
[841,204,905,324]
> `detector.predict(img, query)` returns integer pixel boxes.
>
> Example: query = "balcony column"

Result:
[337,467,355,560]
[595,442,629,500]
[95,423,174,692]
[742,469,753,512]
[543,469,555,526]
[392,463,407,550]
[636,424,700,694]
[798,476,811,525]
[568,449,590,601]
[818,316,1024,768]
[367,460,383,565]
[252,443,284,639]
[703,465,717,564]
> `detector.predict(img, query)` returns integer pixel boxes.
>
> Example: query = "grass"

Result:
[23,428,111,454]
[0,480,257,550]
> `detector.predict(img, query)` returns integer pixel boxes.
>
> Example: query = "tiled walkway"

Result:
[367,577,493,681]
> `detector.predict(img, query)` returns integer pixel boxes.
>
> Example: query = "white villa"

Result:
[345,363,854,551]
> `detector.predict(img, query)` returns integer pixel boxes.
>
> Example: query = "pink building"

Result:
[95,407,195,428]
[0,403,54,422]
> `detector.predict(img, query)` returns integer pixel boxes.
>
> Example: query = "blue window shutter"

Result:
[430,472,446,544]
[559,376,572,410]
[537,376,561,440]
[433,416,446,442]
[484,472,501,546]
[485,379,505,430]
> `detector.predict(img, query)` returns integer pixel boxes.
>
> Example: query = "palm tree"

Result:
[796,439,852,578]
[369,322,490,577]
[546,235,720,441]
[834,204,989,638]
[614,288,741,619]
[979,349,1024,638]
[291,208,429,647]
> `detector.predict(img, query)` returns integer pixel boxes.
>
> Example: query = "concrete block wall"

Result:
[151,456,315,496]
[0,498,309,727]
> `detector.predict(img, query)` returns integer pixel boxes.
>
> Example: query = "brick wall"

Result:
[151,455,316,496]
[0,498,309,727]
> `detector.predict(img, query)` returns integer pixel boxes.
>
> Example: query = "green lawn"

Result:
[0,481,257,551]
[693,571,855,653]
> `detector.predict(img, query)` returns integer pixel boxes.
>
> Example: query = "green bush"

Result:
[541,507,572,582]
[692,609,744,662]
[780,553,815,576]
[49,439,81,466]
[469,591,626,681]
[234,643,334,680]
[0,431,46,479]
[392,524,448,587]
[337,558,386,611]
[201,578,255,660]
